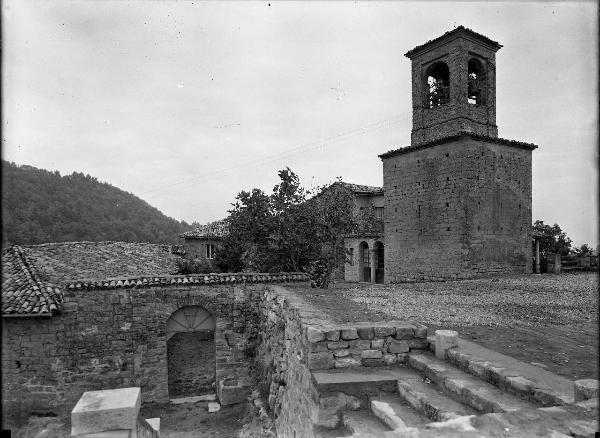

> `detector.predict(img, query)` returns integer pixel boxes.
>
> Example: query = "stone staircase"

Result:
[311,333,598,438]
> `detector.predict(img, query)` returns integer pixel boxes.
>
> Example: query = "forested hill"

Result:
[2,160,194,247]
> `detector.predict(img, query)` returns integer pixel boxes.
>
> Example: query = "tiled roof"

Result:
[335,182,384,195]
[378,132,538,160]
[19,241,180,284]
[2,246,62,316]
[1,241,310,316]
[180,220,230,239]
[404,25,502,58]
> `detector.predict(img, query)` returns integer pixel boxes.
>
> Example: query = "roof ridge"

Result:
[405,25,502,58]
[21,241,172,248]
[379,131,538,159]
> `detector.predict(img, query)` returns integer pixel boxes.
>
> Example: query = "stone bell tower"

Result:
[406,26,502,145]
[379,26,537,283]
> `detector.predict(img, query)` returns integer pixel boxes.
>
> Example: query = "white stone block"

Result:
[435,330,458,359]
[146,418,160,437]
[71,387,140,437]
[208,402,221,413]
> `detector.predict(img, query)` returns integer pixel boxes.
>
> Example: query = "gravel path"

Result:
[341,273,598,327]
[293,272,598,380]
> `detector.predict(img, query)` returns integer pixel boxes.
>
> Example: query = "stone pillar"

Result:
[71,387,160,437]
[435,330,458,359]
[574,379,599,402]
[370,248,377,284]
[534,239,540,274]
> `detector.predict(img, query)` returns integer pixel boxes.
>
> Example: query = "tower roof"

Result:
[405,26,502,59]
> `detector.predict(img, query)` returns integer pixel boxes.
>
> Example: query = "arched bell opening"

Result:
[468,58,487,106]
[166,306,216,398]
[425,61,450,108]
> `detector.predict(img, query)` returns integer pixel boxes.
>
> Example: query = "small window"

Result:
[347,248,354,266]
[375,207,384,220]
[206,243,215,259]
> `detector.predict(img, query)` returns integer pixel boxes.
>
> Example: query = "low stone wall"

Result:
[306,321,428,370]
[1,276,309,427]
[253,286,320,438]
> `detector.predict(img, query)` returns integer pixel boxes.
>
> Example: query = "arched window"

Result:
[374,241,384,284]
[425,62,450,108]
[359,241,371,282]
[468,58,487,106]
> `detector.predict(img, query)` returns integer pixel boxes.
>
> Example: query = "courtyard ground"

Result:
[292,271,599,381]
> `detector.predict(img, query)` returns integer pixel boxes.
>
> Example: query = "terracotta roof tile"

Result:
[19,241,179,284]
[334,182,384,195]
[180,219,230,239]
[1,246,62,316]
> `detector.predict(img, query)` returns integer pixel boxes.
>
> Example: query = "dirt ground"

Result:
[292,272,599,381]
[9,400,265,438]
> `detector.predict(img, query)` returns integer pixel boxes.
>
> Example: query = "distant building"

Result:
[329,183,386,284]
[179,219,229,262]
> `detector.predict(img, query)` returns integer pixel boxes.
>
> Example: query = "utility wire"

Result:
[141,111,412,200]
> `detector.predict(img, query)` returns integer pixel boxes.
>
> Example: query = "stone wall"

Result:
[383,137,533,281]
[1,279,309,426]
[253,286,320,438]
[305,321,429,370]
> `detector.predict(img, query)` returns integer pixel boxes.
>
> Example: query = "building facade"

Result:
[180,219,229,264]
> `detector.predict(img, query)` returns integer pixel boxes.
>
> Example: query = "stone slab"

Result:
[71,387,140,436]
[453,338,574,402]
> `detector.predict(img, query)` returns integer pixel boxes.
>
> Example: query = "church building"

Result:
[346,26,537,282]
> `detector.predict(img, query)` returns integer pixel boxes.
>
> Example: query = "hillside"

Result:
[2,160,194,247]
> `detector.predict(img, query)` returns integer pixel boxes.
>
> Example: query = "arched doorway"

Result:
[359,241,371,282]
[166,306,215,398]
[375,241,384,284]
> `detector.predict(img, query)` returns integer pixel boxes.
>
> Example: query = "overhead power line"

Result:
[141,111,412,201]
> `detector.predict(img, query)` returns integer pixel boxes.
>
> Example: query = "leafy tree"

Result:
[533,220,572,259]
[572,243,594,256]
[215,169,359,286]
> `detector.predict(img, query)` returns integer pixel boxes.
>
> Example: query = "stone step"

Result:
[427,336,574,406]
[408,352,541,414]
[395,375,479,421]
[312,367,417,399]
[340,409,392,437]
[369,392,430,428]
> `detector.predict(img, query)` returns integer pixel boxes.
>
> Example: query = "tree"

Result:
[572,243,594,256]
[215,169,360,286]
[533,220,572,259]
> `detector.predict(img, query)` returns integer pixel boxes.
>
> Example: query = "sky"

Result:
[2,1,598,247]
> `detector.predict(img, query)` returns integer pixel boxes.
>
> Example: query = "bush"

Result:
[175,257,214,274]
[309,258,331,289]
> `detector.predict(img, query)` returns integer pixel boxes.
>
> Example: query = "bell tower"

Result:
[405,26,502,145]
